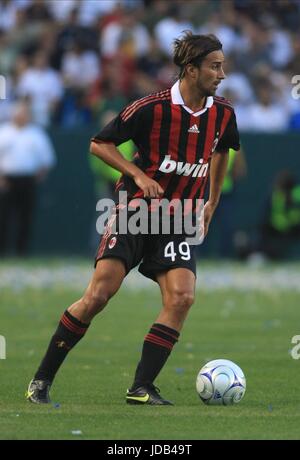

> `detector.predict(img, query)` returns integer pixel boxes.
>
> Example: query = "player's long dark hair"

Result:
[173,31,223,79]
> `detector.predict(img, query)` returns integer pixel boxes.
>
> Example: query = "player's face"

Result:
[195,50,226,96]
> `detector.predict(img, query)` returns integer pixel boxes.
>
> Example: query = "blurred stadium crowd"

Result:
[1,0,300,131]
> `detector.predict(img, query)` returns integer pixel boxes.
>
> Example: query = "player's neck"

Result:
[179,80,206,113]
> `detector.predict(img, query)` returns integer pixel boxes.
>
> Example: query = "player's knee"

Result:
[166,289,194,313]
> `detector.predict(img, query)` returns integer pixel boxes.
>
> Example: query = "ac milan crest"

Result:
[108,236,117,249]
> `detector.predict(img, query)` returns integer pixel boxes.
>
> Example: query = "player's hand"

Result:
[133,172,164,198]
[202,201,217,237]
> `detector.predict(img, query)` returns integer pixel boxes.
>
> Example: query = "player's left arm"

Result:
[204,109,240,236]
[203,150,229,236]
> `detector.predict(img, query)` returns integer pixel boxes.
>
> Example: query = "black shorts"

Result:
[95,212,196,282]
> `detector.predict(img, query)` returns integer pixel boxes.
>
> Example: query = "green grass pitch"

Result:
[1,260,300,440]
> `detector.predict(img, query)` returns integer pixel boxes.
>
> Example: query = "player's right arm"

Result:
[91,104,164,199]
[90,140,163,199]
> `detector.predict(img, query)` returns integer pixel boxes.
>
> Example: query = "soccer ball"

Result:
[196,359,246,406]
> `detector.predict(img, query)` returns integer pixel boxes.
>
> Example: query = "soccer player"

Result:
[27,32,240,405]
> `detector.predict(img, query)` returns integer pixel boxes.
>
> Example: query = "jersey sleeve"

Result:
[91,105,139,147]
[216,110,240,152]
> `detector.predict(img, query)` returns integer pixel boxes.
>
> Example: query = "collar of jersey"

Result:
[171,80,213,117]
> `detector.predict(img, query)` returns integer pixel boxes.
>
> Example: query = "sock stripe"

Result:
[61,317,85,335]
[151,325,179,342]
[145,336,173,350]
[153,323,179,336]
[61,314,87,335]
[147,332,175,348]
[145,333,174,350]
[64,309,89,328]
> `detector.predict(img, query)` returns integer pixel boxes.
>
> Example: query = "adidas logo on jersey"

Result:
[188,124,200,133]
[159,155,209,177]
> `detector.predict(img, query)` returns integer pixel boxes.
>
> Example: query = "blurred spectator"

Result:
[234,19,271,75]
[0,0,18,32]
[55,87,92,127]
[61,42,100,89]
[137,36,174,91]
[25,0,53,23]
[48,0,77,23]
[154,4,194,56]
[0,101,56,256]
[244,82,289,132]
[286,33,300,76]
[53,6,99,70]
[100,9,150,59]
[266,19,293,70]
[16,50,63,126]
[218,55,254,104]
[198,11,239,54]
[89,79,127,124]
[0,8,43,76]
[78,0,119,27]
[258,170,300,259]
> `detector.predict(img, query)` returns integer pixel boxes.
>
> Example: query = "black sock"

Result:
[34,310,89,382]
[131,323,180,390]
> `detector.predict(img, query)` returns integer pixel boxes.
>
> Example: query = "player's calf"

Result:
[158,289,195,331]
[69,291,110,323]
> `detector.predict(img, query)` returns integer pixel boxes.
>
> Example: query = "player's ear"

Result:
[185,63,197,79]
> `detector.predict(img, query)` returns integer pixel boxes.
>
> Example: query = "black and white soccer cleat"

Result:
[26,379,52,404]
[126,384,173,405]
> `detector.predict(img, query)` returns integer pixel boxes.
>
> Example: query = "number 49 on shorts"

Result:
[164,241,191,262]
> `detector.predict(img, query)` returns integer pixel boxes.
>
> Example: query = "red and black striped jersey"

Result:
[92,82,240,207]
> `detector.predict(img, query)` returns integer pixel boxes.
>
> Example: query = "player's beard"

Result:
[208,81,221,96]
[197,79,219,98]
